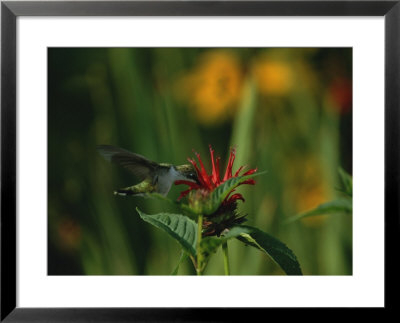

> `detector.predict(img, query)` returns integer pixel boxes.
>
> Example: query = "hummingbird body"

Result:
[97,145,197,196]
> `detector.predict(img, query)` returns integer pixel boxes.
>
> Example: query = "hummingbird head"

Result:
[175,164,199,183]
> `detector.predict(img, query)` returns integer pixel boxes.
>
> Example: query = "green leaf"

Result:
[284,198,352,225]
[204,171,267,215]
[338,167,353,196]
[136,208,197,257]
[236,225,302,275]
[171,250,189,275]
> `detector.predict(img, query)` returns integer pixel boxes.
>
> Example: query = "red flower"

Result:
[175,145,257,206]
[329,77,352,115]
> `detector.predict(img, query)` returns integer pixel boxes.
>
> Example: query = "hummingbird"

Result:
[97,145,198,197]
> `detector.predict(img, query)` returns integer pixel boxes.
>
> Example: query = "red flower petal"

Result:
[174,180,200,189]
[226,193,245,203]
[209,145,221,186]
[215,157,221,184]
[177,146,257,209]
[188,157,209,188]
[195,152,213,190]
[234,165,244,177]
[223,147,236,181]
[177,188,192,201]
[241,179,256,185]
[243,168,257,176]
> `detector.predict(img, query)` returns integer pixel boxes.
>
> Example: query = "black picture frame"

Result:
[1,1,398,321]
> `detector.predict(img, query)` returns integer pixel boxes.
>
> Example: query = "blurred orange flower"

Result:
[176,50,243,125]
[58,218,82,250]
[296,183,330,226]
[252,57,293,96]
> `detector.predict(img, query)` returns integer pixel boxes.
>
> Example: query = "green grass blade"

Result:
[171,250,189,275]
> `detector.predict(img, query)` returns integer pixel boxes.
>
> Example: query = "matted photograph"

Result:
[48,47,352,276]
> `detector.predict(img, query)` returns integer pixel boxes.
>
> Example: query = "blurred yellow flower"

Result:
[252,58,293,96]
[176,50,243,125]
[285,155,332,226]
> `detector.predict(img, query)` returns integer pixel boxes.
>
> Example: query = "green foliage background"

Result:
[48,48,352,275]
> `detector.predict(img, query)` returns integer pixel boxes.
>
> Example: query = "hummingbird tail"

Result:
[113,188,138,197]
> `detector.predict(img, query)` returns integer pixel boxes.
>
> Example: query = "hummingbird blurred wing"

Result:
[97,145,158,181]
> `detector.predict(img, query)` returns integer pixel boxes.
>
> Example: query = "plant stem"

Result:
[196,214,203,275]
[222,241,230,275]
